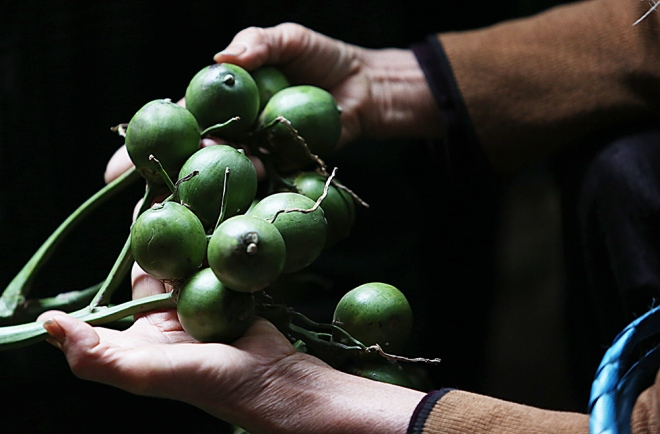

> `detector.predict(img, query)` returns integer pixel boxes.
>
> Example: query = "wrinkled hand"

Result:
[214,22,441,146]
[213,22,368,147]
[70,24,432,432]
[105,22,441,184]
[37,265,424,434]
[36,265,321,432]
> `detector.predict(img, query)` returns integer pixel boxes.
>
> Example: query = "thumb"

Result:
[41,313,104,380]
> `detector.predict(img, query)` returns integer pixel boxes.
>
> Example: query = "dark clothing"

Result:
[410,0,660,431]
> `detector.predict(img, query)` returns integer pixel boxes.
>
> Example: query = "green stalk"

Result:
[88,235,134,309]
[0,284,101,326]
[200,116,240,137]
[0,292,176,351]
[89,181,161,309]
[0,167,141,319]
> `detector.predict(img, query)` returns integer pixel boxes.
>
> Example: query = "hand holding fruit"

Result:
[37,267,425,434]
[5,21,443,434]
[105,22,442,184]
[214,22,442,146]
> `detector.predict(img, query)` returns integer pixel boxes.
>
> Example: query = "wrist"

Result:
[232,352,425,434]
[361,47,444,141]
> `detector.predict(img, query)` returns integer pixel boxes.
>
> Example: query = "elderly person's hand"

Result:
[104,22,441,184]
[37,264,424,434]
[214,22,441,147]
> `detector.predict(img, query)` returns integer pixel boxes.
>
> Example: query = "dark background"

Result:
[0,1,576,432]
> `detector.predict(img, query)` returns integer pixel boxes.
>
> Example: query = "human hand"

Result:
[105,22,441,184]
[214,22,442,147]
[37,265,424,434]
[36,270,298,432]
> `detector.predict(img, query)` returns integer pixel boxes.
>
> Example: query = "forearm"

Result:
[209,352,425,434]
[439,0,660,174]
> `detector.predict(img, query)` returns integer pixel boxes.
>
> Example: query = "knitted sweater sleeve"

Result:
[408,1,660,432]
[408,389,588,434]
[436,0,660,175]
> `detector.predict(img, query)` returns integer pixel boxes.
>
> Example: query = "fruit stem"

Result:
[89,181,161,308]
[110,123,128,137]
[149,154,177,195]
[200,117,241,137]
[365,345,442,365]
[267,115,327,168]
[0,292,176,351]
[170,170,200,204]
[254,297,368,368]
[268,167,337,225]
[0,167,141,319]
[214,167,230,231]
[325,174,370,209]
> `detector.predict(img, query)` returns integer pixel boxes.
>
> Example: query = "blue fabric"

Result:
[589,304,660,433]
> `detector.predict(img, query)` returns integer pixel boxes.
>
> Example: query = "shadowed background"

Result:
[0,1,581,432]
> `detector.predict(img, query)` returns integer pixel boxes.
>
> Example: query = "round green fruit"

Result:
[125,99,201,185]
[130,201,207,281]
[185,63,260,141]
[257,85,342,172]
[288,170,355,248]
[250,65,290,112]
[207,214,286,293]
[332,282,413,354]
[177,144,258,229]
[248,192,327,273]
[176,268,255,343]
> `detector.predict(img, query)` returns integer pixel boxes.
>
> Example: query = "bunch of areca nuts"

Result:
[125,62,434,393]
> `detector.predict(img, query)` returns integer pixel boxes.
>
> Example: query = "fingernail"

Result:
[214,44,247,59]
[43,318,65,349]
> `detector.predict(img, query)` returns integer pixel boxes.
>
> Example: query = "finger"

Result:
[37,310,69,347]
[42,314,107,380]
[105,145,134,184]
[248,155,266,180]
[214,23,355,92]
[132,197,145,222]
[131,262,168,299]
[213,26,265,69]
[41,314,170,396]
[213,23,323,75]
[201,136,227,147]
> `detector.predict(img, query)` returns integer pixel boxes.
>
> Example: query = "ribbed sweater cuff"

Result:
[407,389,455,434]
[411,35,499,192]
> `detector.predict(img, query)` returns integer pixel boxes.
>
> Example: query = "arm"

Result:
[39,265,424,434]
[213,23,443,146]
[39,265,591,434]
[90,3,660,432]
[438,0,660,174]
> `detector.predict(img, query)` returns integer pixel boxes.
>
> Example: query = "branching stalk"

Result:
[0,284,101,326]
[89,181,161,308]
[268,167,337,224]
[0,167,140,319]
[0,292,176,351]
